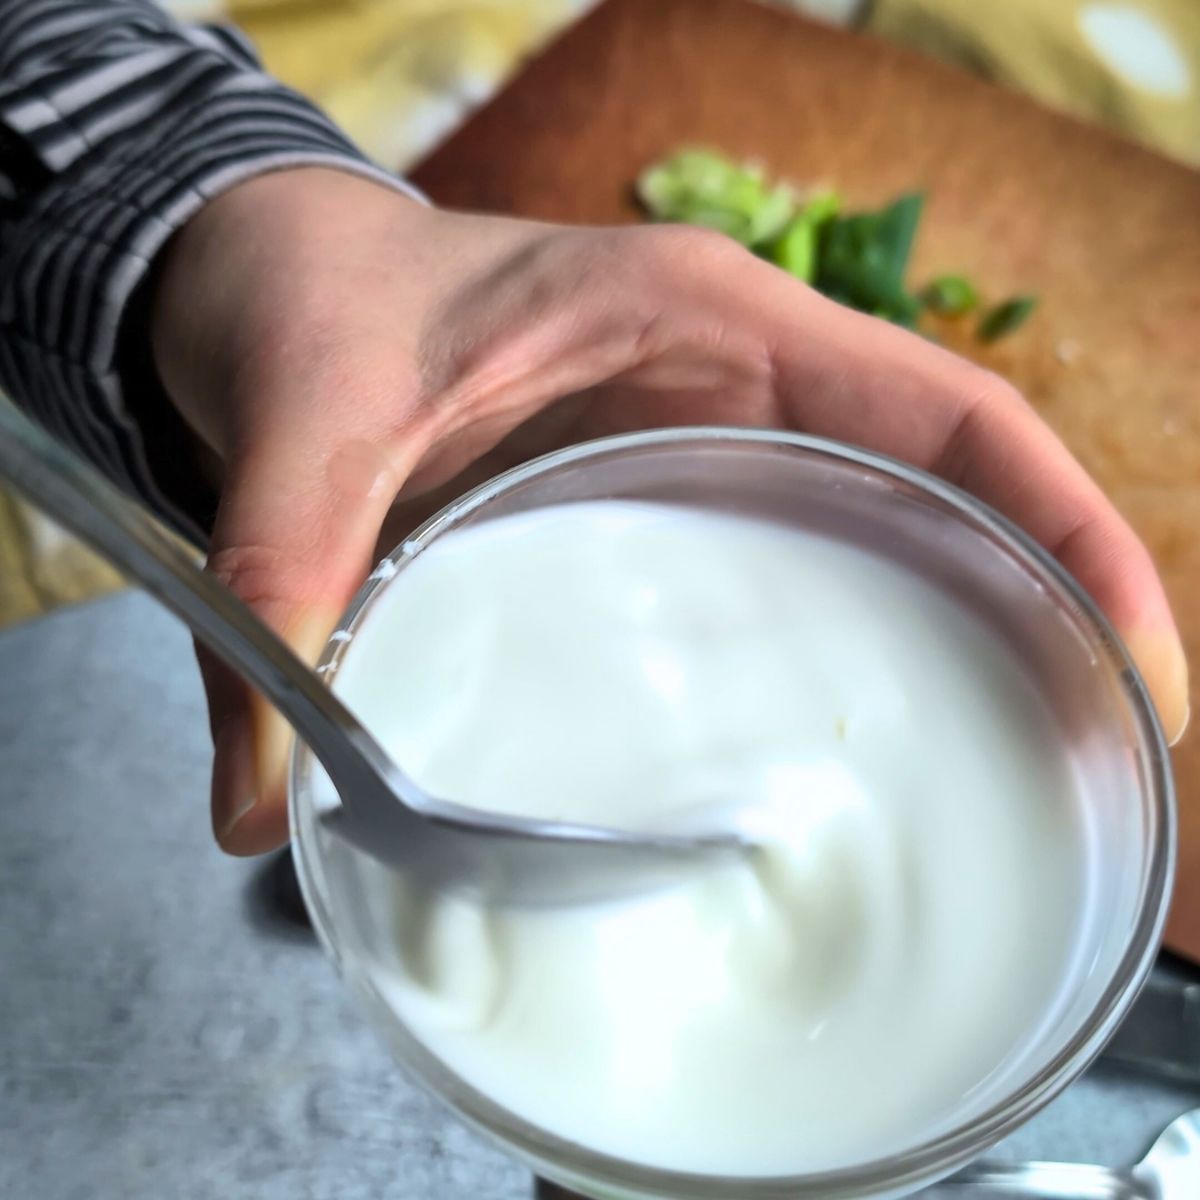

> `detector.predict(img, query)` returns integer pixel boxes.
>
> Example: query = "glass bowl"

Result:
[290,428,1175,1200]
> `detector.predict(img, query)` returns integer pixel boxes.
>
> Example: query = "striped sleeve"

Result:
[0,0,422,542]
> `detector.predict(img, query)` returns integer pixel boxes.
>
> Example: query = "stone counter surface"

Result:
[2,593,1197,1199]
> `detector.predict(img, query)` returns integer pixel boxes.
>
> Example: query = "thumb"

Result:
[203,435,404,855]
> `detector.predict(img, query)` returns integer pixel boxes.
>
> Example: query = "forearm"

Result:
[0,0,417,540]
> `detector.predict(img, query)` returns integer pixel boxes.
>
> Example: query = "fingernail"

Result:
[211,612,332,853]
[290,609,339,666]
[213,714,258,842]
[254,697,296,804]
[1124,628,1191,747]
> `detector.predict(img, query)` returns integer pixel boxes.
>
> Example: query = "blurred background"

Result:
[2,0,1197,627]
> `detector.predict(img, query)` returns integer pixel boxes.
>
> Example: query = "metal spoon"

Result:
[924,1105,1200,1198]
[536,1107,1200,1199]
[0,399,745,904]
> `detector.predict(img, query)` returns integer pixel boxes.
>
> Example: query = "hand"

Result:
[152,167,1188,855]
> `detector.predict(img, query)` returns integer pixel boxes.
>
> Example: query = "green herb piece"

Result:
[921,274,980,316]
[799,191,841,228]
[977,294,1038,342]
[815,193,925,328]
[635,149,795,247]
[745,186,795,246]
[769,218,818,281]
[763,192,840,282]
[635,152,1036,336]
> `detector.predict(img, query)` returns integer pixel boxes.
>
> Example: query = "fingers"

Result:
[761,287,1189,743]
[203,409,428,855]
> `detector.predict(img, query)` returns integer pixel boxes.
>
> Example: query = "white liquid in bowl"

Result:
[329,500,1088,1176]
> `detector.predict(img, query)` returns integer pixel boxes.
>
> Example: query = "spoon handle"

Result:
[924,1161,1145,1199]
[0,398,398,809]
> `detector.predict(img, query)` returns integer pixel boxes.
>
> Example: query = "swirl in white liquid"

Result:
[331,501,1085,1176]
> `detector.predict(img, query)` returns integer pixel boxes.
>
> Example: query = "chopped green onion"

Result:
[635,150,1035,338]
[978,295,1038,342]
[635,149,794,247]
[763,193,840,282]
[798,191,841,227]
[921,274,980,316]
[767,216,818,281]
[815,193,925,328]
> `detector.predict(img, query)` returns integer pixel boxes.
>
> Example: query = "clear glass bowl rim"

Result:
[290,426,1176,1200]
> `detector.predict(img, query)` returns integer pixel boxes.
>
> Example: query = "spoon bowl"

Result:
[1134,1105,1200,1197]
[927,1105,1200,1198]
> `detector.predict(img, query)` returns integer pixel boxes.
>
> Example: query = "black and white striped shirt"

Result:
[0,0,417,541]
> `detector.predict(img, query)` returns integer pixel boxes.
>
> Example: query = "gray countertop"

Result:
[2,592,1198,1200]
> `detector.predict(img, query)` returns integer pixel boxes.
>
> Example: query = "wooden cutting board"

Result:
[410,0,1200,958]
